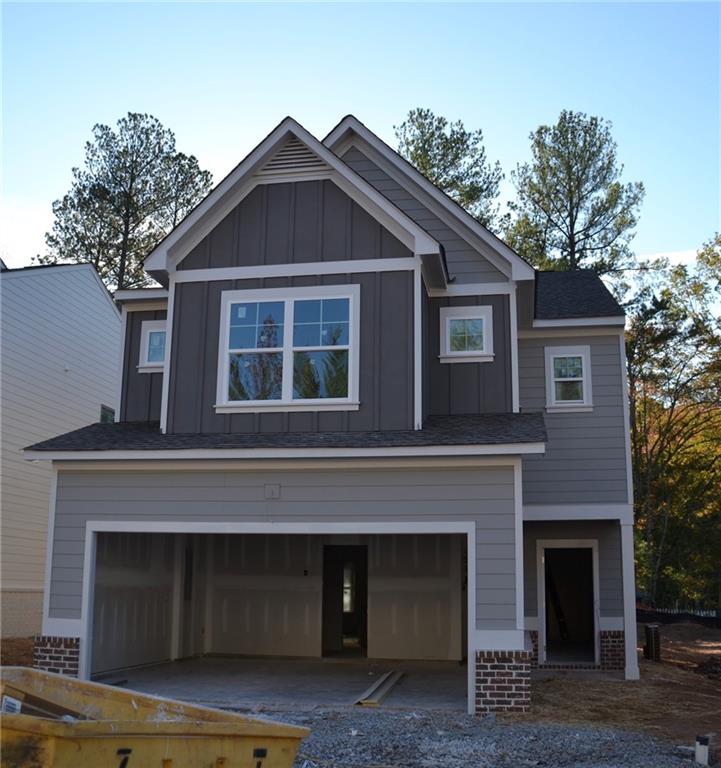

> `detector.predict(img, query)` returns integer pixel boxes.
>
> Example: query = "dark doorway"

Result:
[322,545,368,656]
[544,547,595,664]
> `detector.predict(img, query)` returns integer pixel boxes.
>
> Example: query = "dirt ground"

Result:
[2,623,719,749]
[523,622,721,748]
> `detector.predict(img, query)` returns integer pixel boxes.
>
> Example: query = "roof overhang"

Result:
[324,115,536,283]
[532,316,626,328]
[144,117,445,289]
[25,442,545,462]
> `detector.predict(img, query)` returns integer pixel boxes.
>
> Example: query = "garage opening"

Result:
[543,547,595,664]
[90,532,467,687]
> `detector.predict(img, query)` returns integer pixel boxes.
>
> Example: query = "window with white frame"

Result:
[216,285,360,411]
[439,305,494,363]
[138,320,166,372]
[544,345,593,410]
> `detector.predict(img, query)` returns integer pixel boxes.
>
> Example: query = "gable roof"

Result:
[324,115,536,282]
[144,117,442,284]
[534,270,625,320]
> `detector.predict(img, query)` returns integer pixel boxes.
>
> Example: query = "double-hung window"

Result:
[216,285,360,412]
[544,345,593,411]
[439,305,494,363]
[138,320,166,372]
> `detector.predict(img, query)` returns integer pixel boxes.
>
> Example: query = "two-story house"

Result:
[26,116,638,713]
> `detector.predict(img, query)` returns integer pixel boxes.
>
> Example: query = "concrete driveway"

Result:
[103,657,467,711]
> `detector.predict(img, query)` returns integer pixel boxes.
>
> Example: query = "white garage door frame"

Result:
[78,520,481,712]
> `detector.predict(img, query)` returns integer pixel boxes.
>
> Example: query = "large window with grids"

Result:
[215,285,360,412]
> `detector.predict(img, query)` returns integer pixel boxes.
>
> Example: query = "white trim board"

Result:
[524,504,633,524]
[518,328,625,339]
[171,257,419,285]
[114,288,169,302]
[52,456,525,472]
[533,317,625,328]
[524,616,624,632]
[26,442,546,462]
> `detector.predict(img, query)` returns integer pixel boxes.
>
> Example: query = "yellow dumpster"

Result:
[1,666,309,768]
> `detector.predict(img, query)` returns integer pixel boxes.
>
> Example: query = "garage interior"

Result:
[90,531,468,708]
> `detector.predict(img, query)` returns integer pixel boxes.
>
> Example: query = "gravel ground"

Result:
[244,707,694,768]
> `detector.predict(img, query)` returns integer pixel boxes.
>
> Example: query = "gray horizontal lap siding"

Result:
[167,272,414,434]
[341,147,507,284]
[179,180,411,270]
[523,520,623,617]
[425,294,512,417]
[120,310,165,422]
[519,335,629,504]
[49,466,518,630]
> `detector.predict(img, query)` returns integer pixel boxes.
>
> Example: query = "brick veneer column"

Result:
[600,630,625,670]
[475,650,532,713]
[33,635,80,676]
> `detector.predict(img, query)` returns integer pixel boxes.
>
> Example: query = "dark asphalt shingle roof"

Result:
[26,414,546,453]
[535,270,625,320]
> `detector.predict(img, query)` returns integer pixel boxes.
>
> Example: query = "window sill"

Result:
[439,354,494,364]
[214,401,360,414]
[137,365,164,374]
[546,404,594,413]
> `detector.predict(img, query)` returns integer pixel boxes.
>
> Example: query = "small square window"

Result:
[545,346,593,411]
[439,305,493,363]
[138,320,166,372]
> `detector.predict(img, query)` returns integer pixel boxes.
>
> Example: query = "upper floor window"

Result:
[544,345,593,411]
[138,320,166,372]
[216,285,360,413]
[439,305,494,363]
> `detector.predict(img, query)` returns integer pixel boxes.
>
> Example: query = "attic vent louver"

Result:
[255,136,329,178]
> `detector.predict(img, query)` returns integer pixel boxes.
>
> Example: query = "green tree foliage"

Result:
[627,234,721,608]
[395,108,503,227]
[36,113,212,289]
[508,110,645,281]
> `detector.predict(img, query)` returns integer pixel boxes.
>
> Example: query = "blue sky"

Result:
[2,1,719,267]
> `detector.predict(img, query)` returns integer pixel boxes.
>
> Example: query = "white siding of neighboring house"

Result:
[0,264,120,637]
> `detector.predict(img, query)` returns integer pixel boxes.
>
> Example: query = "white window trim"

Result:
[544,345,593,411]
[215,284,361,413]
[138,320,167,373]
[439,305,494,364]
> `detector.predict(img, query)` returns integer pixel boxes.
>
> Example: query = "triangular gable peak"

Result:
[323,115,535,283]
[144,118,442,284]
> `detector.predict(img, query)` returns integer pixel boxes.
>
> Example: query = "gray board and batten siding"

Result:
[523,520,623,618]
[519,334,629,505]
[341,147,507,284]
[120,309,166,423]
[424,294,512,418]
[49,465,518,631]
[178,180,412,270]
[166,272,414,434]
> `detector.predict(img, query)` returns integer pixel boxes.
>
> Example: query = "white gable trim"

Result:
[324,116,535,282]
[144,117,440,275]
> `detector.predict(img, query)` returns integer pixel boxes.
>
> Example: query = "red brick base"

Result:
[475,650,532,713]
[599,630,625,670]
[33,635,80,676]
[528,629,625,671]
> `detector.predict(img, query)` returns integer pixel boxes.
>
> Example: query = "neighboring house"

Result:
[1,263,120,637]
[25,117,638,713]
